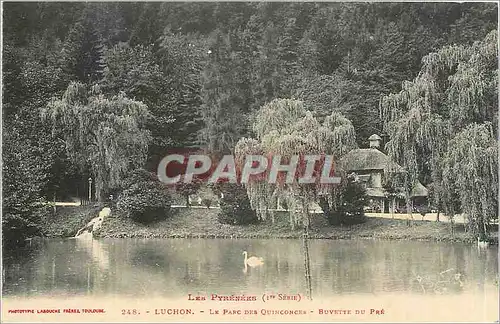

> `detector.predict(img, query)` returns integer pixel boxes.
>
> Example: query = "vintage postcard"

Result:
[2,1,499,323]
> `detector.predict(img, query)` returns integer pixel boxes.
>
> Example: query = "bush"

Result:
[201,198,212,208]
[198,184,219,207]
[3,205,48,248]
[323,174,367,226]
[117,169,171,224]
[121,168,158,188]
[419,206,429,220]
[175,178,202,206]
[216,183,259,225]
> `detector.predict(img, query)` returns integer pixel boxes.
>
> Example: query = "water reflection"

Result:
[75,236,110,270]
[2,238,498,300]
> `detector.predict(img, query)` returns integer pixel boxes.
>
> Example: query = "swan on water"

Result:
[243,251,264,267]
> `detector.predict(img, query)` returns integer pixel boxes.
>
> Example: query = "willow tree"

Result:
[42,81,151,202]
[442,124,498,237]
[380,30,497,235]
[235,98,356,230]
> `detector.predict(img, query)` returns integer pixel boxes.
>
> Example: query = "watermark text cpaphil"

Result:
[157,152,341,185]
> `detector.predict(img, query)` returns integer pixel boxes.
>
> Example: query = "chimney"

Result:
[368,134,382,149]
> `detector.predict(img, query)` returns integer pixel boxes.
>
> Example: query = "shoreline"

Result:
[41,206,498,245]
[96,233,486,244]
[98,208,497,245]
[95,230,494,244]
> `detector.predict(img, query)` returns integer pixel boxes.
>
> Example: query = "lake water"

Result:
[2,238,499,322]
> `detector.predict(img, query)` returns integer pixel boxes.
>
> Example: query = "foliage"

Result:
[40,206,101,238]
[42,82,151,202]
[201,198,212,209]
[175,178,203,207]
[156,31,207,148]
[128,3,163,46]
[101,44,163,107]
[6,2,495,150]
[292,72,384,145]
[236,99,357,230]
[200,29,251,153]
[4,32,69,117]
[322,174,367,226]
[250,22,288,110]
[2,115,55,245]
[3,2,498,244]
[338,176,367,225]
[3,36,74,201]
[293,74,351,120]
[102,32,206,166]
[100,43,175,158]
[441,123,498,235]
[198,185,219,209]
[216,183,259,225]
[419,206,429,220]
[380,30,498,234]
[116,169,172,224]
[60,17,105,84]
[121,168,159,188]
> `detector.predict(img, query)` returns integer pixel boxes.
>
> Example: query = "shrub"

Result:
[323,174,367,226]
[175,178,202,206]
[117,169,171,224]
[121,168,158,188]
[201,198,212,209]
[339,176,367,225]
[198,184,218,207]
[3,204,48,248]
[216,183,259,225]
[419,206,429,220]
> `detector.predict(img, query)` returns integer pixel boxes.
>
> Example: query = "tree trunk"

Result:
[302,226,312,300]
[436,209,440,222]
[96,172,107,203]
[450,216,455,237]
[185,195,190,207]
[478,217,488,240]
[271,194,276,223]
[391,197,395,219]
[406,195,413,227]
[307,205,311,229]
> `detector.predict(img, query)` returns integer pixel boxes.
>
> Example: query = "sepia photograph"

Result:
[1,1,499,322]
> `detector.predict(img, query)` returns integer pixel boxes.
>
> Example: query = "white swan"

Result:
[243,251,264,267]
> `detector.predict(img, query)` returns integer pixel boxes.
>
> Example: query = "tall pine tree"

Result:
[200,30,249,153]
[60,15,105,84]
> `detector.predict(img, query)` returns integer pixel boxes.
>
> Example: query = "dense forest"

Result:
[3,2,498,245]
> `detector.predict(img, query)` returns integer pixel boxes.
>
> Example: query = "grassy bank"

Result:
[40,206,498,244]
[40,205,102,238]
[91,207,498,244]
